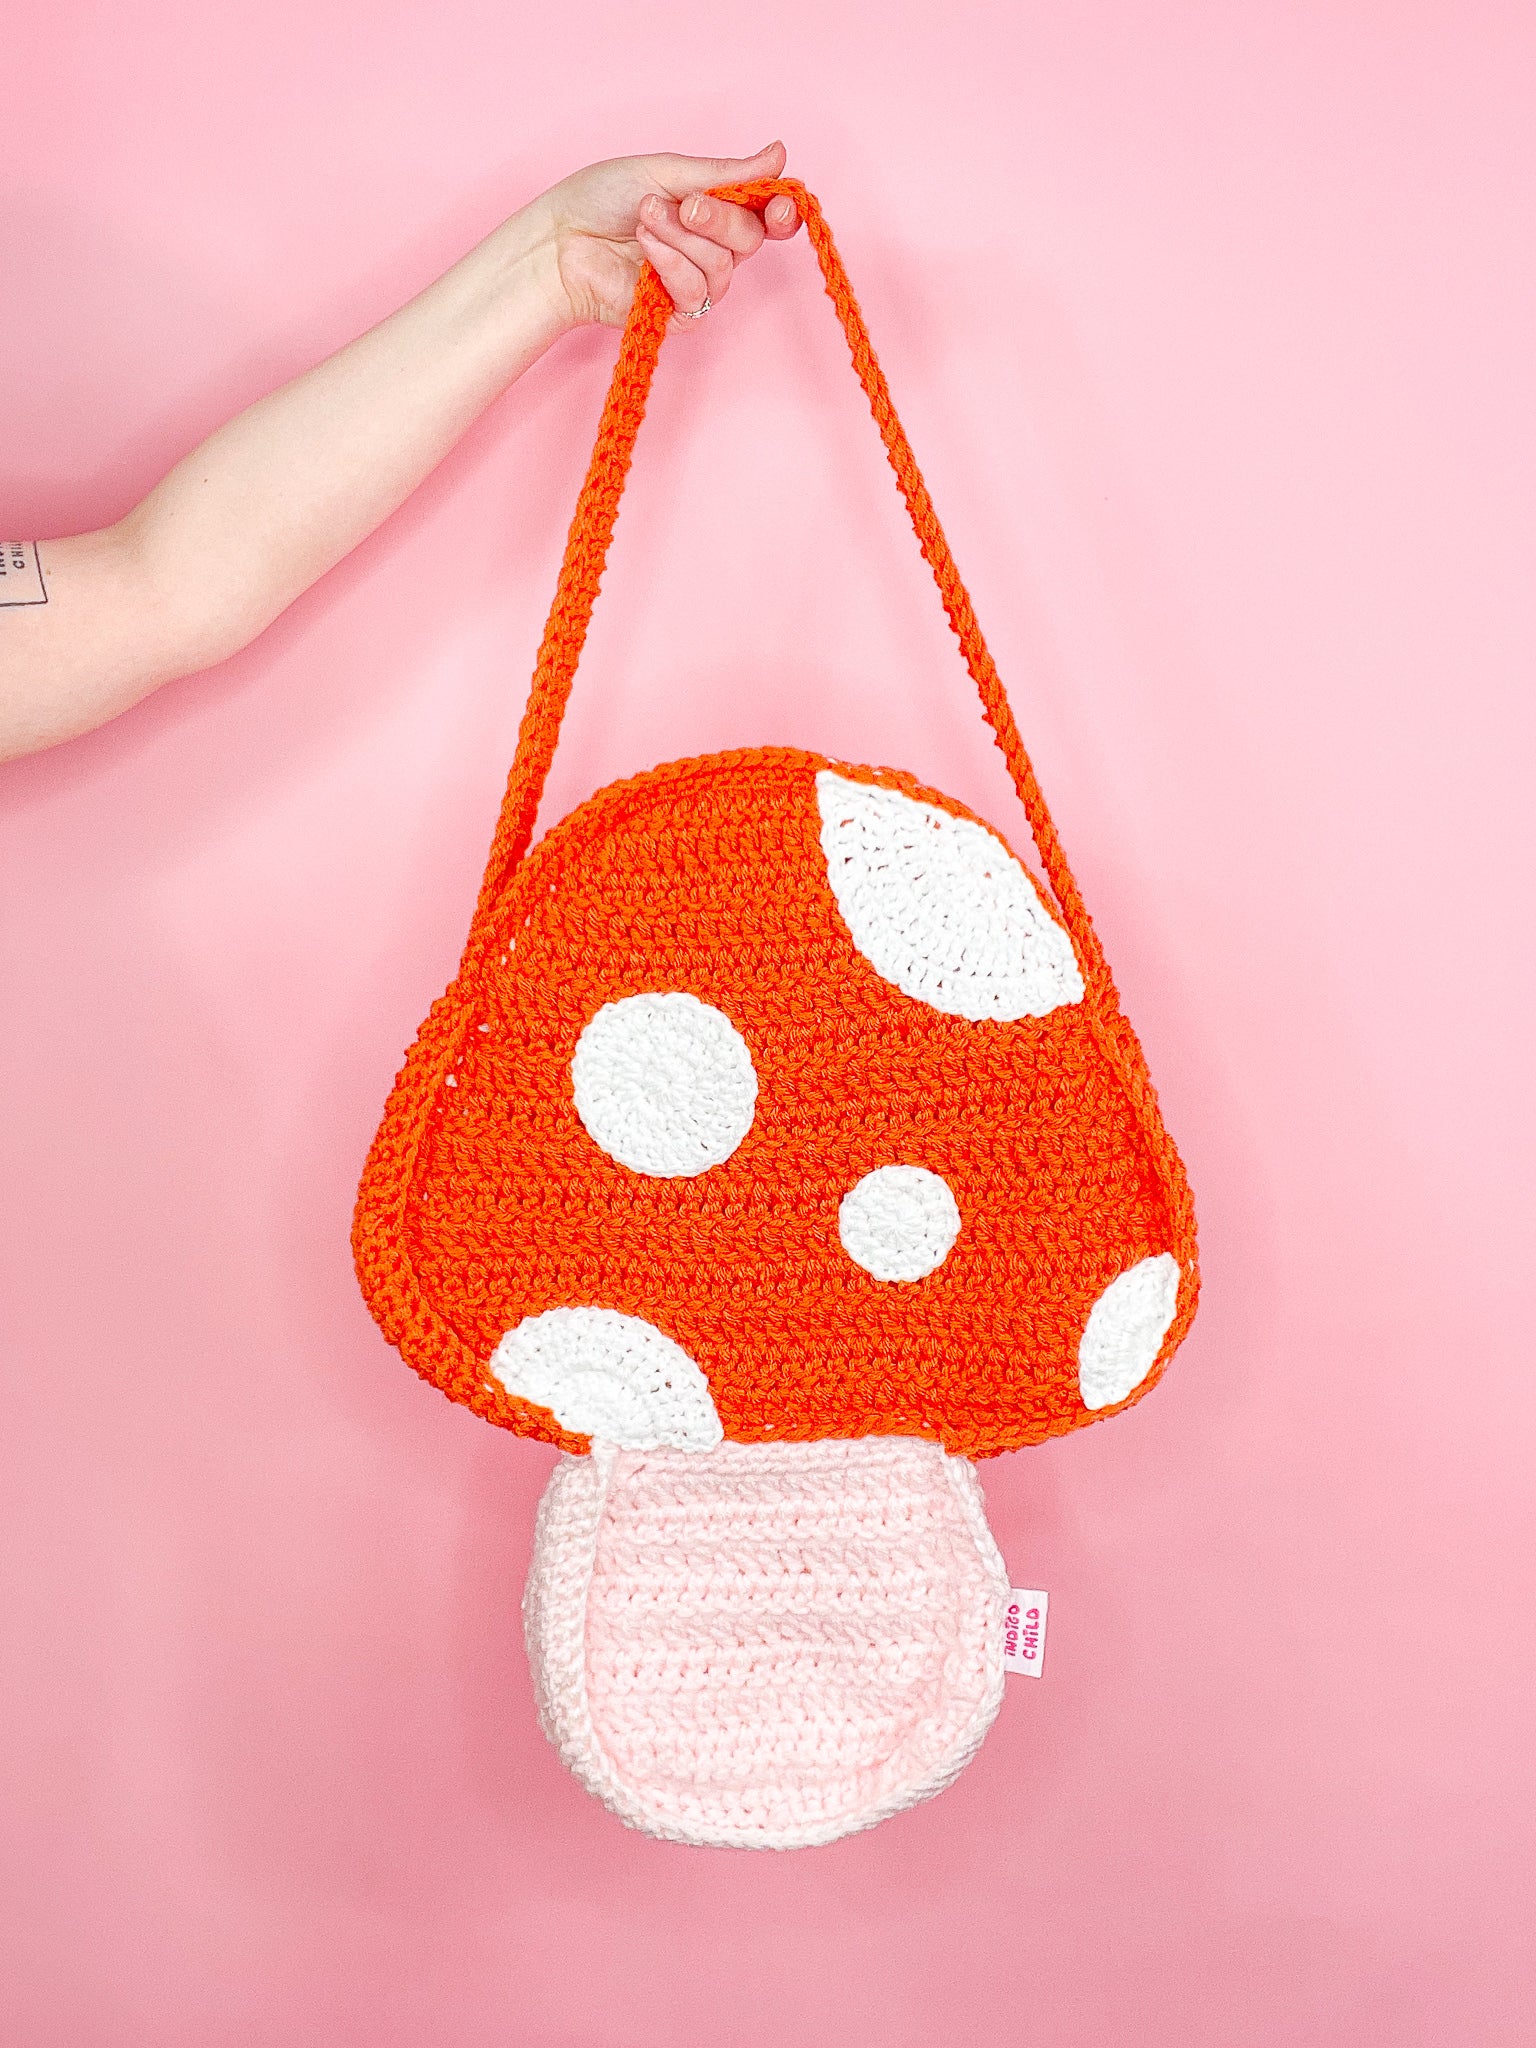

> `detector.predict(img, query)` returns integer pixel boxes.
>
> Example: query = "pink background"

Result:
[4,5,1534,2042]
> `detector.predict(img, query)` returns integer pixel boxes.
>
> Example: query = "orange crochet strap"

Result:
[466,178,1108,993]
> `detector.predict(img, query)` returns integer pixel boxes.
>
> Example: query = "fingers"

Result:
[677,190,765,256]
[634,192,756,325]
[635,219,715,322]
[632,142,804,327]
[648,139,787,199]
[646,139,803,238]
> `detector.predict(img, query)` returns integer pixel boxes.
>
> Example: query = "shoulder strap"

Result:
[467,177,1108,988]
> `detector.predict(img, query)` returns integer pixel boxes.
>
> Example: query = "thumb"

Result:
[647,140,787,199]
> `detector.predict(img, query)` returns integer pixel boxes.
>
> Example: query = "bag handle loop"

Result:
[468,178,1107,988]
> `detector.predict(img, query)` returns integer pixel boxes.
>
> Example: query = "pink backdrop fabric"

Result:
[4,6,1534,2043]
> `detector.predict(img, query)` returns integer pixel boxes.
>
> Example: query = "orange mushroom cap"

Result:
[354,747,1198,1459]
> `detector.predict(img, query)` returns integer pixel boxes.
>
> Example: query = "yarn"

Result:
[838,1164,962,1283]
[489,1306,723,1451]
[1077,1252,1183,1411]
[571,991,758,1177]
[816,772,1084,1020]
[357,747,1196,1457]
[354,180,1198,1454]
[351,180,1201,1846]
[524,1435,1008,1850]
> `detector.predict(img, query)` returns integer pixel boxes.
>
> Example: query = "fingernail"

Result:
[685,193,710,227]
[643,192,666,222]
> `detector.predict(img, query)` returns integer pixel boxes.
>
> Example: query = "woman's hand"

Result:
[534,141,802,333]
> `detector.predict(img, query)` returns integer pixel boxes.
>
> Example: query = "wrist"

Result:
[481,197,579,350]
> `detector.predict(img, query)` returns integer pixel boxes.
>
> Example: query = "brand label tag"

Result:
[1003,1588,1049,1677]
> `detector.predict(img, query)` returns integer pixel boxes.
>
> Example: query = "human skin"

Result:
[0,142,801,762]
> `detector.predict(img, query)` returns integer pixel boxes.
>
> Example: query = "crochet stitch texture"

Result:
[527,1437,1008,1850]
[353,179,1200,1846]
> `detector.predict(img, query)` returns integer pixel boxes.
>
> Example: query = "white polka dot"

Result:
[815,772,1084,1020]
[839,1165,961,1282]
[572,992,757,1178]
[1077,1254,1181,1410]
[490,1307,724,1451]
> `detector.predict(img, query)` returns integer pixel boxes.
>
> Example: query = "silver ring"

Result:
[677,295,712,320]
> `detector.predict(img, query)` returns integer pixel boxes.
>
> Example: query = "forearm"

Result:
[1,143,795,761]
[121,199,569,675]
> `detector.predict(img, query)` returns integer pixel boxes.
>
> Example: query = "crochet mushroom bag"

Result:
[355,179,1199,1850]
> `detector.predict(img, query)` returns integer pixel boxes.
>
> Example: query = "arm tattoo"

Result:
[0,541,47,607]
